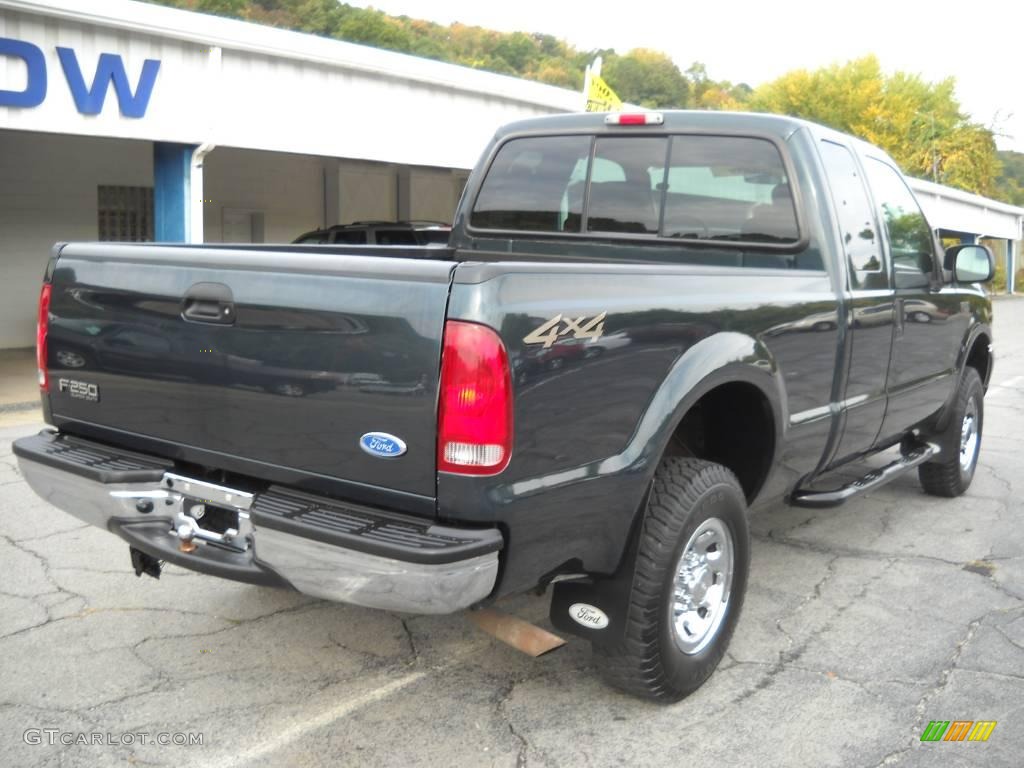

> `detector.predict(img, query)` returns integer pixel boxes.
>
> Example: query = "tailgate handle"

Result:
[182,282,235,325]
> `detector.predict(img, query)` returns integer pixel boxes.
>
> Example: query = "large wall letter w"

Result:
[56,47,160,118]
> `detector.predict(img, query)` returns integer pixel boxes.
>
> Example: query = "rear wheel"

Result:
[918,367,984,497]
[594,457,750,701]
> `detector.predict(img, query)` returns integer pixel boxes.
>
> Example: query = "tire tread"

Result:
[918,367,983,497]
[595,458,747,701]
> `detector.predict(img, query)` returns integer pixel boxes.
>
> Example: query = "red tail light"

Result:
[36,284,52,391]
[437,321,512,475]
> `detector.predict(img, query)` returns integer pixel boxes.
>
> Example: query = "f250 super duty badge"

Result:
[523,312,606,349]
[58,378,99,402]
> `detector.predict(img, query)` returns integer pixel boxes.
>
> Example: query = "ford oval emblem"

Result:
[568,603,609,630]
[359,432,407,458]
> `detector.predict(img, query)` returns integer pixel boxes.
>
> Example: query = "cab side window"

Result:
[863,157,935,287]
[819,141,881,288]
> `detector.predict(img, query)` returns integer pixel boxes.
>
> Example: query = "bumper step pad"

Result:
[250,486,502,565]
[12,431,170,483]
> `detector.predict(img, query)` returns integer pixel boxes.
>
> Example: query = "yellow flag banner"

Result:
[585,72,622,113]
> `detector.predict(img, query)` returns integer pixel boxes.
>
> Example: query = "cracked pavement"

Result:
[2,298,1023,767]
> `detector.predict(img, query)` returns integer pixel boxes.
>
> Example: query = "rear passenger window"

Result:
[819,141,881,279]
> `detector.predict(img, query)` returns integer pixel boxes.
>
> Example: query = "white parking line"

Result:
[205,669,428,768]
[987,374,1024,399]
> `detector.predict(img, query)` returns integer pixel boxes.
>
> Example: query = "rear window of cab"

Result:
[470,134,801,247]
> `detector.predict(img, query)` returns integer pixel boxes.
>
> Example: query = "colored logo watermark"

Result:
[920,720,996,742]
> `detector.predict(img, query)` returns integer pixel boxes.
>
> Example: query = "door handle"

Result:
[181,282,235,325]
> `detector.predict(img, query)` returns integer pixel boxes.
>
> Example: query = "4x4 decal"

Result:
[523,312,606,349]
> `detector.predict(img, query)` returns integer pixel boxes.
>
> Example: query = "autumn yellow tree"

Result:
[747,56,999,195]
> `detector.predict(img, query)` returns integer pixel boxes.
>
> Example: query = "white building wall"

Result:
[338,161,398,224]
[201,148,326,244]
[0,130,151,348]
[410,168,463,223]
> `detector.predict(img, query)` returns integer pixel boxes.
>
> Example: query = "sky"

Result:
[349,0,1023,153]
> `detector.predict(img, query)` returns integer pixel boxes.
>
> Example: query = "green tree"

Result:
[289,0,344,36]
[194,0,248,14]
[492,32,537,73]
[685,62,709,103]
[604,49,689,108]
[334,8,413,52]
[996,151,1024,205]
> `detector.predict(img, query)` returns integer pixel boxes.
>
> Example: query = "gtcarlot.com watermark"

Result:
[24,729,204,746]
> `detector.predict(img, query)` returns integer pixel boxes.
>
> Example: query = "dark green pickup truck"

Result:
[15,110,994,701]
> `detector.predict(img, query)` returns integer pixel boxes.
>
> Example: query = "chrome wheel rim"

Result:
[670,517,734,655]
[959,398,980,472]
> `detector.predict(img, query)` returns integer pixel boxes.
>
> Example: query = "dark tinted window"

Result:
[471,135,591,232]
[664,137,797,243]
[414,229,451,245]
[334,229,368,245]
[586,137,666,234]
[863,158,934,279]
[375,229,417,245]
[819,141,881,278]
[294,232,328,244]
[471,133,799,248]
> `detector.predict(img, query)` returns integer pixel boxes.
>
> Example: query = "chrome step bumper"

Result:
[13,431,501,614]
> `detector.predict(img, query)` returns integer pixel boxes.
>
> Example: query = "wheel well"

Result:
[665,382,775,502]
[965,334,991,386]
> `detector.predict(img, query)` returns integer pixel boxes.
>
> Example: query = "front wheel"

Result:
[918,367,984,497]
[594,458,750,702]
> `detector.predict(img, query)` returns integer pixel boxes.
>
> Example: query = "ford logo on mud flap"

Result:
[569,603,609,629]
[359,432,407,458]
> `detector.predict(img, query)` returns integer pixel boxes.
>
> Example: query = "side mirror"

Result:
[944,244,994,283]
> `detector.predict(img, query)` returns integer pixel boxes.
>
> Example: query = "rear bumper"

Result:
[13,431,502,614]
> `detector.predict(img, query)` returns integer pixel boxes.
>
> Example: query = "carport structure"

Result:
[0,0,579,349]
[908,178,1024,293]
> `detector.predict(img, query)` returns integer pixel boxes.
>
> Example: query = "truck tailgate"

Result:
[46,243,454,502]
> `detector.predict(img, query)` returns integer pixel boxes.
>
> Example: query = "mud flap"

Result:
[549,493,647,649]
[549,576,635,648]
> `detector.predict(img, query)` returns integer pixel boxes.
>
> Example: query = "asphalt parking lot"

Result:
[2,298,1022,768]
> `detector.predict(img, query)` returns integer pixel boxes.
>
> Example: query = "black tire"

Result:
[918,367,984,497]
[594,458,750,702]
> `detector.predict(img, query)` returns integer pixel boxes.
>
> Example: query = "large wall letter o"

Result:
[0,37,47,108]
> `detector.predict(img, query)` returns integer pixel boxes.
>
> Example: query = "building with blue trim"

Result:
[0,0,1020,349]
